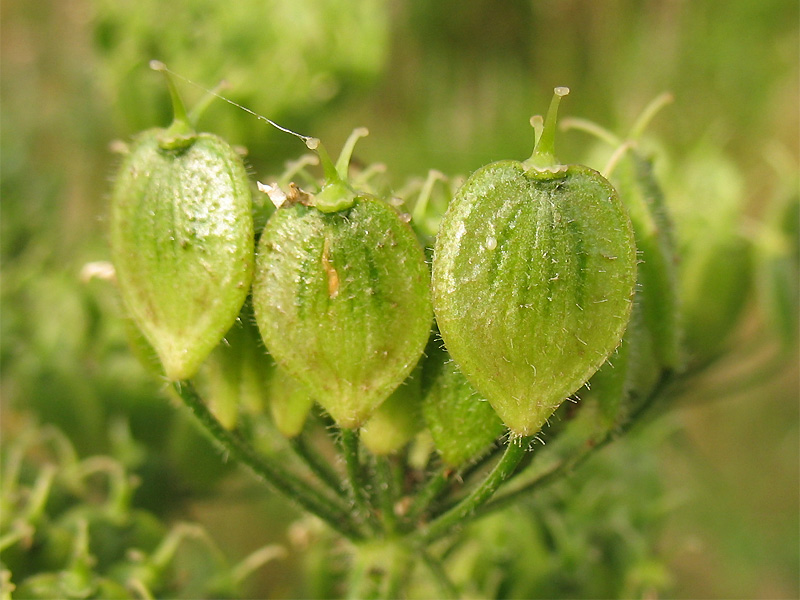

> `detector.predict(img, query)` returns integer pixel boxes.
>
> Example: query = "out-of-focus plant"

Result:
[90,0,389,152]
[0,420,282,599]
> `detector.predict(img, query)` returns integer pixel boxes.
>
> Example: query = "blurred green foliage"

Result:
[1,0,797,598]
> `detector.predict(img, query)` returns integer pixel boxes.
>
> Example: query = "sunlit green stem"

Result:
[312,139,341,184]
[278,154,320,188]
[530,115,544,147]
[310,137,358,212]
[602,141,635,178]
[560,116,621,147]
[187,79,230,125]
[230,545,287,585]
[411,169,447,225]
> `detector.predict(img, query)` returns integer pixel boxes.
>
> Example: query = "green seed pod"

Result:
[681,235,752,361]
[360,366,423,455]
[563,94,681,372]
[580,295,660,435]
[110,63,254,381]
[432,88,637,436]
[252,131,432,429]
[582,341,629,434]
[755,172,799,352]
[619,296,661,409]
[670,144,752,364]
[611,150,681,371]
[268,366,315,438]
[198,302,273,429]
[421,338,505,466]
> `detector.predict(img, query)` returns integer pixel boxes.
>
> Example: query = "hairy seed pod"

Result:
[110,65,253,380]
[253,131,432,429]
[611,151,681,371]
[421,339,505,466]
[563,96,682,374]
[432,88,637,436]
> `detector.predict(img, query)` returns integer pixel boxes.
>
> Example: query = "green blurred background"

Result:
[2,0,798,597]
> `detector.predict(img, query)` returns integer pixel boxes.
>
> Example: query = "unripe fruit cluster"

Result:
[110,69,698,466]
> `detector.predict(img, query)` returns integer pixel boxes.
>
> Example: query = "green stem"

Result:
[374,457,398,535]
[420,550,458,600]
[289,434,348,500]
[339,429,378,531]
[560,116,621,147]
[382,548,412,600]
[149,60,194,144]
[173,382,362,540]
[411,169,446,225]
[629,92,674,140]
[402,466,451,528]
[476,370,676,517]
[459,442,505,483]
[187,79,229,125]
[530,114,544,147]
[411,436,532,545]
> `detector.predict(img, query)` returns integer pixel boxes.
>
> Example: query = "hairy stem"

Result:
[174,381,362,540]
[410,436,532,545]
[375,456,398,535]
[289,433,347,499]
[339,428,378,531]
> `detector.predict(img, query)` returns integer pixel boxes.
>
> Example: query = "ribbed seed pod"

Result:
[421,340,505,466]
[612,151,681,370]
[252,132,432,429]
[110,65,253,381]
[432,89,637,436]
[268,366,315,438]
